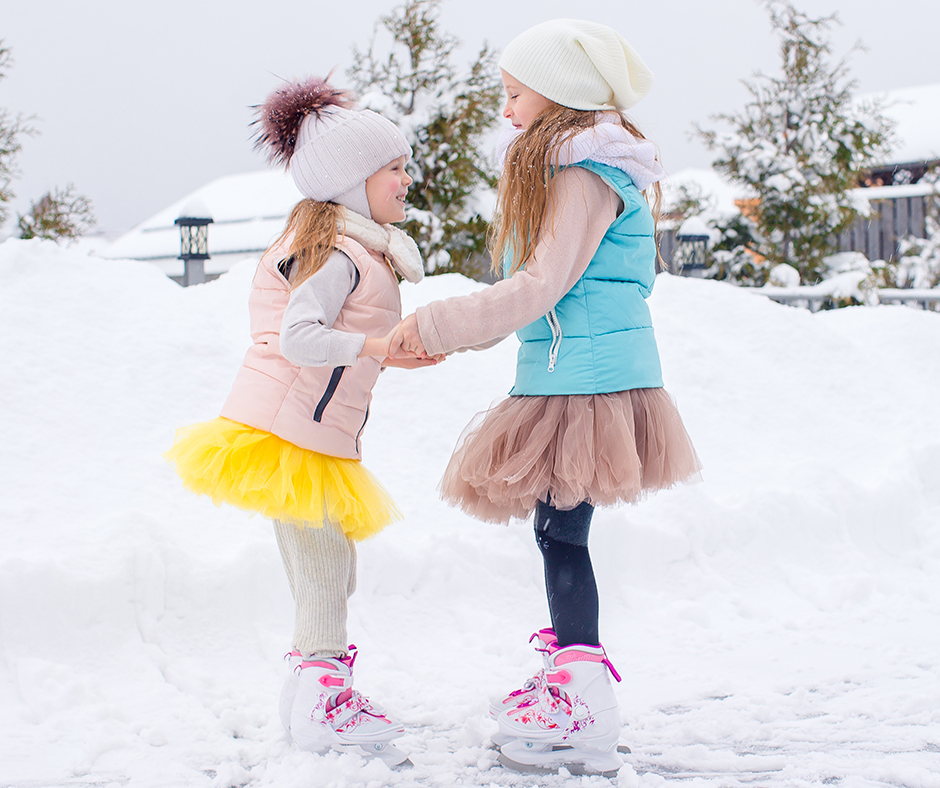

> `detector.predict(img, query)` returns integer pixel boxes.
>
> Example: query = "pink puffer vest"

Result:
[220,232,401,460]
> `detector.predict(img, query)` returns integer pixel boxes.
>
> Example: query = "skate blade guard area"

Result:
[497,742,630,778]
[333,741,412,767]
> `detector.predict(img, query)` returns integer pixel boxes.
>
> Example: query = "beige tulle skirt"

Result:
[440,388,702,523]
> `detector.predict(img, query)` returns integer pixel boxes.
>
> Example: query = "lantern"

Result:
[174,200,213,286]
[675,216,710,278]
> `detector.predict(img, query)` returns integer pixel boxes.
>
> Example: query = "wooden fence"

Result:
[659,188,935,271]
[834,191,931,261]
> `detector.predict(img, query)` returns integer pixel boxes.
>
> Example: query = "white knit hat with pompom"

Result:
[290,108,412,219]
[252,77,412,220]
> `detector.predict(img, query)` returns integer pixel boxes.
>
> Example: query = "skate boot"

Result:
[289,645,409,765]
[489,628,558,719]
[278,650,304,735]
[489,628,557,746]
[496,643,624,777]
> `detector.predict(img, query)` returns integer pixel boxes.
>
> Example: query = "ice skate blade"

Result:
[498,750,622,779]
[555,743,631,755]
[490,735,630,755]
[333,741,411,767]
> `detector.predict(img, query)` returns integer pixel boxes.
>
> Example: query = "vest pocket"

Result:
[313,367,345,422]
[355,406,370,453]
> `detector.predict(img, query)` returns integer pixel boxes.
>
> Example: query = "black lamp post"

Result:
[174,203,213,286]
[675,216,710,278]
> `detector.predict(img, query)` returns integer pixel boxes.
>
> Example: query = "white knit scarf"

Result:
[496,112,666,192]
[338,208,425,283]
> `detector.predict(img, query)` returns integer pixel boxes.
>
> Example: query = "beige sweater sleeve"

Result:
[415,167,621,356]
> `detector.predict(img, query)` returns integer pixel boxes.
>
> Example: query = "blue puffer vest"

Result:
[508,160,664,396]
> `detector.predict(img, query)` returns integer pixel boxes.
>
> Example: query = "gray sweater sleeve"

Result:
[280,250,367,368]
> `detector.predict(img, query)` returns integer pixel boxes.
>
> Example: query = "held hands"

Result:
[358,313,445,367]
[388,313,430,360]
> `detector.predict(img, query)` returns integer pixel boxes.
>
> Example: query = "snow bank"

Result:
[1,239,939,787]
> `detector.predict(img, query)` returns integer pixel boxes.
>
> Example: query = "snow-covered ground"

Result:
[1,239,939,788]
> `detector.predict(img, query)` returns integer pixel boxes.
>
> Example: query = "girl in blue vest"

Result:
[390,19,702,776]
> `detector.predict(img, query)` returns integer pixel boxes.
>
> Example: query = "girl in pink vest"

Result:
[165,77,434,766]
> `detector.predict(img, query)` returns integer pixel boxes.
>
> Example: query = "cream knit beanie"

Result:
[498,19,654,111]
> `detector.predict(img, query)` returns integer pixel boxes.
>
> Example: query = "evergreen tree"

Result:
[696,0,893,283]
[349,0,502,278]
[0,41,37,227]
[662,179,763,282]
[18,183,96,242]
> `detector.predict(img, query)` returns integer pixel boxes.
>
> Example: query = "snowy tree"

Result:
[662,179,764,283]
[696,0,893,283]
[706,213,766,285]
[895,219,940,292]
[2,41,95,242]
[662,180,716,228]
[17,183,96,242]
[348,0,502,278]
[0,42,37,227]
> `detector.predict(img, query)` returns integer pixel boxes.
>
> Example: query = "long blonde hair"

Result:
[489,105,663,277]
[274,199,344,287]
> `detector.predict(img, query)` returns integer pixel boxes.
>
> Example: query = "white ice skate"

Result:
[489,628,557,747]
[496,642,625,777]
[289,646,409,766]
[279,650,304,735]
[489,628,558,719]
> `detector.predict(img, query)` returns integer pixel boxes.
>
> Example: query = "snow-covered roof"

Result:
[870,82,940,165]
[106,82,939,276]
[662,167,747,222]
[104,170,301,276]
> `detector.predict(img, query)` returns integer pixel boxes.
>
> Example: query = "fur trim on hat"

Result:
[339,208,425,283]
[252,77,354,167]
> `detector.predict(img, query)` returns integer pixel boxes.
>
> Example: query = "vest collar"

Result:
[338,208,425,283]
[496,113,665,192]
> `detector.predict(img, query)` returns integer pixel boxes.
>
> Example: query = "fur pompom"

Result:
[252,76,354,167]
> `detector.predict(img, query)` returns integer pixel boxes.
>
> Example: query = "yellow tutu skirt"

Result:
[164,417,401,541]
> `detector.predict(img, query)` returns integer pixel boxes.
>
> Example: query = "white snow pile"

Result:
[2,238,939,788]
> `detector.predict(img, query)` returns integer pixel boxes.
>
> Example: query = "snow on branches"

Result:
[348,0,502,278]
[696,0,894,283]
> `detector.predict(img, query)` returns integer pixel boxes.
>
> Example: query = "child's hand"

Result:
[382,355,444,369]
[359,334,392,359]
[388,313,428,359]
[362,321,435,361]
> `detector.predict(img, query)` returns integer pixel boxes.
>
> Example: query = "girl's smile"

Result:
[501,69,554,130]
[366,156,413,224]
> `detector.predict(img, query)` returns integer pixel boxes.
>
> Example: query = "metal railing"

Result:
[756,287,940,312]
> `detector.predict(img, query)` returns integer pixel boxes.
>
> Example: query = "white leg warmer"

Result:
[273,518,357,657]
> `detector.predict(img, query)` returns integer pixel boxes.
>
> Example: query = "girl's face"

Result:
[366,156,413,224]
[501,69,553,131]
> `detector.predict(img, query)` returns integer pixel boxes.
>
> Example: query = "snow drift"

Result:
[1,238,939,787]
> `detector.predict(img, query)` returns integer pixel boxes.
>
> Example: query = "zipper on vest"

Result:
[546,309,562,373]
[313,367,345,422]
[355,406,370,453]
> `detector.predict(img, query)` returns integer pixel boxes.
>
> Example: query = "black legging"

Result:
[534,497,599,648]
